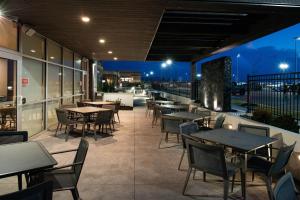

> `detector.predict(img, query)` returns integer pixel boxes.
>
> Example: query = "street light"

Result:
[161,63,167,68]
[150,71,154,75]
[279,62,289,73]
[166,59,172,65]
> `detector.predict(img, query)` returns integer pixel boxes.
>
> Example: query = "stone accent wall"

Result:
[200,56,232,111]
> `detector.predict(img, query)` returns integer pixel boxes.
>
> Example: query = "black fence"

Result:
[247,72,300,121]
[151,82,191,98]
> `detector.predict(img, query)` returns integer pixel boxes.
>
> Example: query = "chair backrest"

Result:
[102,104,116,112]
[55,109,69,124]
[60,104,76,109]
[185,139,228,178]
[238,124,270,157]
[72,139,89,184]
[273,172,298,200]
[0,131,28,145]
[0,181,53,200]
[195,110,211,117]
[269,142,296,176]
[179,122,199,149]
[95,110,113,124]
[163,118,181,134]
[213,114,226,129]
[77,102,86,107]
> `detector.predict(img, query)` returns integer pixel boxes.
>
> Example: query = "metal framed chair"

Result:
[90,110,114,139]
[178,121,199,170]
[102,104,116,128]
[114,101,121,123]
[0,131,28,190]
[183,139,242,199]
[0,181,53,200]
[43,139,89,200]
[273,172,299,200]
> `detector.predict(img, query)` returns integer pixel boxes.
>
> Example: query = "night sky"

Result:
[101,23,300,82]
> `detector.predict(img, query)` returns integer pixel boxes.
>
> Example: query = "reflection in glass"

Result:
[63,68,73,96]
[48,64,61,98]
[22,58,45,102]
[74,54,81,69]
[63,48,73,67]
[47,100,59,127]
[74,71,82,95]
[22,31,45,59]
[22,103,44,136]
[47,40,62,64]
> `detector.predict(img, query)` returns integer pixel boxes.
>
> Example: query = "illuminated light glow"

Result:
[296,37,300,41]
[196,74,201,77]
[108,51,113,54]
[30,49,36,53]
[279,63,289,70]
[102,80,106,83]
[113,57,118,60]
[228,125,233,129]
[150,71,154,75]
[237,53,241,58]
[81,16,90,23]
[298,155,300,160]
[7,86,12,90]
[58,72,62,76]
[166,59,172,65]
[99,39,105,44]
[213,97,218,110]
[146,73,149,77]
[50,56,55,59]
[204,93,208,108]
[161,63,167,68]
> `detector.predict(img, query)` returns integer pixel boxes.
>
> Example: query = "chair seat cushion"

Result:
[44,169,76,191]
[247,156,272,175]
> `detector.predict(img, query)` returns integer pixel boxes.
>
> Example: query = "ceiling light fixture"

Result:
[30,49,36,53]
[99,39,105,44]
[166,59,173,65]
[108,51,113,54]
[113,57,118,60]
[50,56,55,59]
[81,16,90,23]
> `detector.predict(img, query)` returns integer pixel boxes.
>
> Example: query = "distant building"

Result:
[119,71,141,84]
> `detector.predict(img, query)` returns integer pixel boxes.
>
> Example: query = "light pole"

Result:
[294,37,300,72]
[236,53,240,83]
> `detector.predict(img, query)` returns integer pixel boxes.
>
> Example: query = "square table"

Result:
[64,106,111,137]
[163,111,209,121]
[191,128,277,199]
[84,101,116,107]
[0,141,57,189]
[159,104,188,112]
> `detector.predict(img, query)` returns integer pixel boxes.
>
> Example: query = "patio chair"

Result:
[273,172,299,200]
[152,105,172,127]
[178,121,199,170]
[145,100,155,117]
[90,110,114,139]
[43,138,89,200]
[198,113,225,131]
[114,101,121,123]
[0,131,28,190]
[238,124,271,181]
[102,104,116,128]
[232,142,296,200]
[183,139,242,199]
[0,181,53,200]
[55,109,83,141]
[158,115,181,148]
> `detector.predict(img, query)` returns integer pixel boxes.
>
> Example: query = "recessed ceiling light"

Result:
[81,16,90,23]
[108,51,113,54]
[99,39,105,44]
[113,57,118,60]
[30,49,36,53]
[50,56,55,59]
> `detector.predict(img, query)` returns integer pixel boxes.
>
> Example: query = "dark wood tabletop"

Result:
[84,101,116,106]
[192,128,277,153]
[0,141,57,178]
[159,104,188,110]
[163,111,209,121]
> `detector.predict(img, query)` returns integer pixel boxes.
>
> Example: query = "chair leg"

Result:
[203,172,206,182]
[55,123,60,136]
[158,133,164,149]
[182,167,192,195]
[224,179,229,200]
[265,176,273,200]
[165,132,169,142]
[178,149,185,170]
[176,134,179,143]
[65,126,69,142]
[71,188,80,200]
[93,125,97,141]
[252,171,255,181]
[117,113,120,123]
[17,174,22,190]
[60,124,63,131]
[231,174,235,192]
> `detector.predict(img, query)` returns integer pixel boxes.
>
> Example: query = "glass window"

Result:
[47,100,59,127]
[63,48,73,67]
[22,31,45,59]
[22,58,45,102]
[47,40,62,64]
[48,64,61,98]
[0,17,17,50]
[74,54,81,69]
[74,71,82,95]
[63,68,73,96]
[63,97,73,104]
[22,103,44,136]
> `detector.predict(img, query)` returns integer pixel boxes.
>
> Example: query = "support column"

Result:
[191,62,196,100]
[88,60,97,101]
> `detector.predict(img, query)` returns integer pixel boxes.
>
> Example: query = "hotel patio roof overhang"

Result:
[2,0,300,62]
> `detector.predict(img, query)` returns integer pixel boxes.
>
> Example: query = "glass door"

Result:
[0,49,21,131]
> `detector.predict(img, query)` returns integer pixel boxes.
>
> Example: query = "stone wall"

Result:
[200,56,232,111]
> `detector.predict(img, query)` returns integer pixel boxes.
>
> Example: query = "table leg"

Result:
[242,153,247,199]
[17,174,22,190]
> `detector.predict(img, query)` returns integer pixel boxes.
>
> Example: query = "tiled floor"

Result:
[0,107,269,199]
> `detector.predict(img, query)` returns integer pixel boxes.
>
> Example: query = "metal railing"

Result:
[247,72,300,121]
[151,82,191,98]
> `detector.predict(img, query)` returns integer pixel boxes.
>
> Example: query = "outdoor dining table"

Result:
[0,141,57,190]
[159,104,188,112]
[163,111,210,121]
[191,128,278,200]
[83,101,116,107]
[64,106,111,136]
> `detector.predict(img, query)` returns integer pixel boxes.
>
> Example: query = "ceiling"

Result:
[2,0,300,62]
